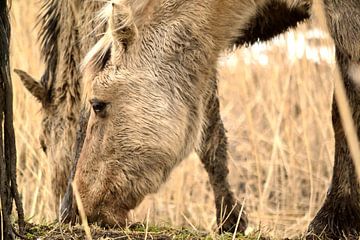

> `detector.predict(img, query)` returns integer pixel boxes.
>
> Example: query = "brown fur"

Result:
[15,0,107,205]
[16,0,360,237]
[307,1,360,239]
[59,0,312,230]
[17,0,312,233]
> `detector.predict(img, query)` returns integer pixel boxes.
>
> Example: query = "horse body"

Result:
[17,0,360,238]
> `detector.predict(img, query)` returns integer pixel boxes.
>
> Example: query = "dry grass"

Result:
[10,1,337,239]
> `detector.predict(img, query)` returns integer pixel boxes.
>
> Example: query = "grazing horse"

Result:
[17,0,360,238]
[63,0,311,232]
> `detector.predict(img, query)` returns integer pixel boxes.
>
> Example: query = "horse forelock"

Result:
[81,0,147,104]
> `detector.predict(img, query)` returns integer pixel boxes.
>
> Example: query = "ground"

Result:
[23,223,277,240]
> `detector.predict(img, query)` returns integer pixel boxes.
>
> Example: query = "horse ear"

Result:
[109,0,154,52]
[14,69,47,104]
[110,2,137,52]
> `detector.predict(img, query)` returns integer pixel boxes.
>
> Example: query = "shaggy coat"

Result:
[16,0,313,232]
[15,0,106,204]
[63,0,311,231]
[18,0,360,238]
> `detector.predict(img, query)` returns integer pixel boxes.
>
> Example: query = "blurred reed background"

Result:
[10,0,336,238]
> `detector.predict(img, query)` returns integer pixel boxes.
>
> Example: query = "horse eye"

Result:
[90,99,108,116]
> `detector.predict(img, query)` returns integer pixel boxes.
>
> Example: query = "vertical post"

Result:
[0,0,25,239]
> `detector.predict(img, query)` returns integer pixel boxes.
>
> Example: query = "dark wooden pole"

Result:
[0,0,25,239]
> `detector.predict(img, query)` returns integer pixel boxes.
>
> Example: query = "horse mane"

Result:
[37,0,61,103]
